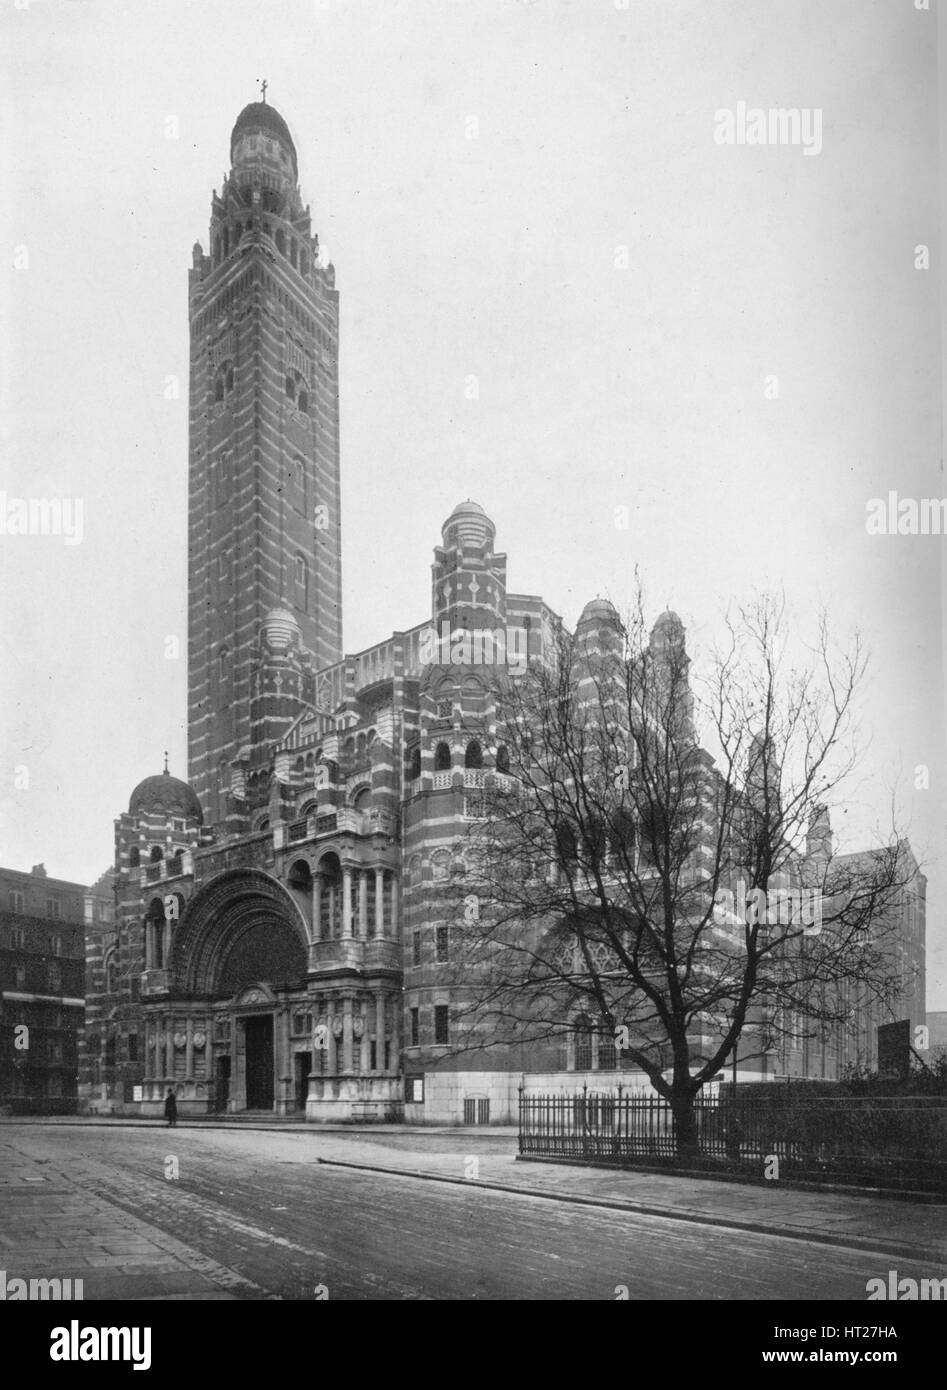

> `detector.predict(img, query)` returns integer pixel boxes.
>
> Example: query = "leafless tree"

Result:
[438,591,920,1157]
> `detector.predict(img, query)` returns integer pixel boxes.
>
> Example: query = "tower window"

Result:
[285,375,296,401]
[128,847,140,868]
[410,1008,419,1046]
[434,742,451,772]
[465,740,483,769]
[434,1005,449,1044]
[297,389,309,414]
[496,744,510,774]
[149,846,163,863]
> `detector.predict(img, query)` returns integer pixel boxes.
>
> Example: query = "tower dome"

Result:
[578,597,620,627]
[128,769,203,824]
[261,607,301,652]
[230,101,298,174]
[442,499,495,548]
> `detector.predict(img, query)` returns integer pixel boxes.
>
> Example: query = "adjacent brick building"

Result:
[1,864,112,1112]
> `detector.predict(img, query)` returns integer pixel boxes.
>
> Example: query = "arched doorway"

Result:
[170,871,310,1112]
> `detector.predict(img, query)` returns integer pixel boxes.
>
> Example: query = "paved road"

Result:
[1,1124,943,1300]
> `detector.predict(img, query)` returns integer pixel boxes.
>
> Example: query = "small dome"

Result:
[231,101,297,172]
[653,609,683,630]
[578,597,620,627]
[129,770,203,825]
[442,499,495,547]
[261,607,301,651]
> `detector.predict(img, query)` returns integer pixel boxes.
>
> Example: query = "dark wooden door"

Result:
[245,1016,273,1109]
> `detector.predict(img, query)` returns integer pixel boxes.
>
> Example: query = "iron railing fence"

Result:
[518,1087,947,1193]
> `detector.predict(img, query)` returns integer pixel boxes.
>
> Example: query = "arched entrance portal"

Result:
[171,871,310,1113]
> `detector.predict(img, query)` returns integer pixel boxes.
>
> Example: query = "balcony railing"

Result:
[432,771,453,790]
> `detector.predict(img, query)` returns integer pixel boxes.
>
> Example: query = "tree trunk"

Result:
[671,1093,699,1162]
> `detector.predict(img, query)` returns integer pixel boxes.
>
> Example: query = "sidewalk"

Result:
[9,1115,946,1264]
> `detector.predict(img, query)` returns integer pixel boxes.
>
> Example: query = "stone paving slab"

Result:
[0,1137,266,1300]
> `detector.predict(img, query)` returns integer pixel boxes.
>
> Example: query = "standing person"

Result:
[164,1088,178,1128]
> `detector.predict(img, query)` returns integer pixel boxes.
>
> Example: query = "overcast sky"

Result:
[1,0,944,1004]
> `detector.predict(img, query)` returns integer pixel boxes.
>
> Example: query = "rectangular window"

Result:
[435,926,449,963]
[434,1005,449,1045]
[478,1099,490,1125]
[463,1098,476,1124]
[15,964,26,988]
[384,1041,390,1071]
[49,935,61,956]
[46,897,61,919]
[127,1034,138,1063]
[369,1040,377,1071]
[48,963,61,992]
[410,1007,419,1047]
[575,1028,592,1070]
[412,930,421,966]
[10,891,24,914]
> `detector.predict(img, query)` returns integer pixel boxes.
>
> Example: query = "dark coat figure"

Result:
[164,1089,178,1127]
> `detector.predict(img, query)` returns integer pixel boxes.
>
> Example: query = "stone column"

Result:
[144,921,152,971]
[205,1016,214,1089]
[278,1005,291,1114]
[328,883,337,939]
[359,998,370,1075]
[326,1000,336,1075]
[390,876,399,935]
[342,997,353,1073]
[185,1017,194,1081]
[390,995,401,1072]
[376,994,386,1071]
[358,871,368,939]
[163,916,172,972]
[375,867,385,939]
[165,1020,175,1082]
[342,868,353,939]
[312,874,322,941]
[230,1013,239,1112]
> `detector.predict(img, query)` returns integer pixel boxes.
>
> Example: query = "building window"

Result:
[369,1040,377,1071]
[48,962,61,992]
[46,897,61,919]
[294,555,308,610]
[434,1005,449,1044]
[410,1007,419,1046]
[10,890,24,913]
[434,742,451,772]
[495,744,510,774]
[10,927,25,950]
[435,926,449,963]
[15,964,26,989]
[49,934,61,956]
[127,1034,138,1063]
[597,1029,617,1070]
[412,930,421,966]
[150,846,163,863]
[128,847,140,868]
[574,1018,593,1070]
[464,740,483,769]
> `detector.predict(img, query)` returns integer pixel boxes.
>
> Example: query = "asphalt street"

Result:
[1,1123,944,1300]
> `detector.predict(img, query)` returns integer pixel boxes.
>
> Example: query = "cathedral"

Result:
[79,98,584,1122]
[78,99,926,1124]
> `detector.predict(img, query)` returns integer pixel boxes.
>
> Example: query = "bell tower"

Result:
[186,96,343,820]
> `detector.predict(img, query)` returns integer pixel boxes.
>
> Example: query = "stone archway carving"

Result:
[170,869,310,998]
